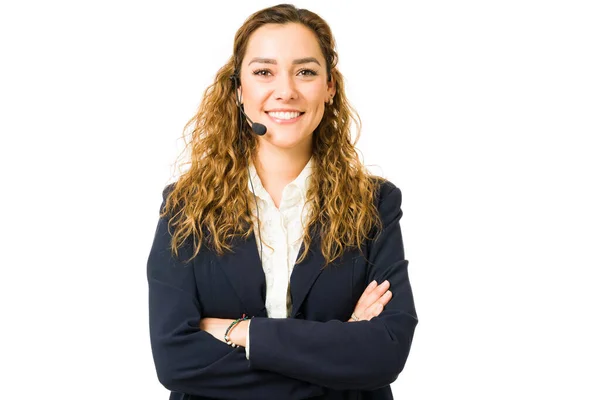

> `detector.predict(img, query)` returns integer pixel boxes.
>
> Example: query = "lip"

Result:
[266,108,303,112]
[265,110,305,124]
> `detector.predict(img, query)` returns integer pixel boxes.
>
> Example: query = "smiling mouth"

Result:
[266,111,305,121]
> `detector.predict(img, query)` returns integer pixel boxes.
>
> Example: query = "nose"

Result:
[274,74,298,101]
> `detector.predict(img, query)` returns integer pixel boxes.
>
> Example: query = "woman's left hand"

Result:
[199,318,248,347]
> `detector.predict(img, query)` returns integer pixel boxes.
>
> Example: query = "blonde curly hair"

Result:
[162,4,386,266]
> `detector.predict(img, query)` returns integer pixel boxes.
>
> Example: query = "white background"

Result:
[1,1,599,399]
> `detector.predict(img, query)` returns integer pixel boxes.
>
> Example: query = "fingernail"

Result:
[369,280,377,288]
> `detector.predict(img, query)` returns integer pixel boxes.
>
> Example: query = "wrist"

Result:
[231,320,249,347]
[224,315,250,347]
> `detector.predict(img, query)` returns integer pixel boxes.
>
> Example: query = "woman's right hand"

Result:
[348,280,392,322]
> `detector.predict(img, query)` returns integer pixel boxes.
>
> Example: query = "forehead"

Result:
[243,23,325,64]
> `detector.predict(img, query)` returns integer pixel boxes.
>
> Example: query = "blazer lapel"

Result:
[215,230,268,318]
[216,223,326,319]
[289,223,326,318]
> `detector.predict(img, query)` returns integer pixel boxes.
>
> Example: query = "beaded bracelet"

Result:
[224,314,250,348]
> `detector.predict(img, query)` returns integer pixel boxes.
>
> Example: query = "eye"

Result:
[252,69,272,77]
[298,68,318,76]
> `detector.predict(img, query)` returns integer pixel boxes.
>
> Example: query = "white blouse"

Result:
[244,156,314,358]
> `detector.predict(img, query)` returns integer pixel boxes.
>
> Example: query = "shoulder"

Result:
[162,182,177,200]
[159,181,179,209]
[156,182,179,218]
[369,177,402,210]
[368,177,403,231]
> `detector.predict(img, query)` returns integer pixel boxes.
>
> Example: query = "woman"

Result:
[147,4,418,400]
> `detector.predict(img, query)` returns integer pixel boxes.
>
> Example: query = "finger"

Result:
[376,280,390,293]
[355,280,378,306]
[361,280,390,308]
[353,281,391,319]
[364,279,378,294]
[364,291,392,320]
[378,290,393,307]
[370,280,390,299]
[364,302,384,321]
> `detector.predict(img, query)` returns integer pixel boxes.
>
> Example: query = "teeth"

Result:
[268,111,301,120]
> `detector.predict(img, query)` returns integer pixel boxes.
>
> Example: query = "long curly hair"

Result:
[162,3,386,266]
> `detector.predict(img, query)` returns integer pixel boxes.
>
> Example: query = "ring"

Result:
[351,313,360,322]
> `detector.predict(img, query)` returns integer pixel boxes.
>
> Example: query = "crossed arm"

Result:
[199,278,394,348]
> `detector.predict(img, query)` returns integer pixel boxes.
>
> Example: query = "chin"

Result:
[267,138,303,150]
[265,131,311,149]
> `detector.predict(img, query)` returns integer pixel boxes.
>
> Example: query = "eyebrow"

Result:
[247,57,321,66]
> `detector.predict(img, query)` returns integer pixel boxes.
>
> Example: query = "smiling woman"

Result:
[147,4,418,400]
[239,23,335,152]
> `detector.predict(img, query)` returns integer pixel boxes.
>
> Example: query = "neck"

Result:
[252,142,313,190]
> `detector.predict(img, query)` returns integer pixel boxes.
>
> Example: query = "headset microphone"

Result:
[243,111,267,136]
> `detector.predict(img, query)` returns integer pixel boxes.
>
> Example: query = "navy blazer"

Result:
[147,179,418,400]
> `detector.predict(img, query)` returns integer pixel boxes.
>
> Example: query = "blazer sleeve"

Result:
[147,184,325,400]
[247,181,418,391]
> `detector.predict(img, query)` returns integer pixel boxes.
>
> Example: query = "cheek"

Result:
[304,86,328,106]
[242,83,268,106]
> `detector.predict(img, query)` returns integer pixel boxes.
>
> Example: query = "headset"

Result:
[230,72,267,261]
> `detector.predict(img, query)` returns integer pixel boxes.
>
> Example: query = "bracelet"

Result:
[224,314,250,347]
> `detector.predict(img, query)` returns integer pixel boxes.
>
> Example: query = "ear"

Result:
[230,73,243,103]
[326,75,336,101]
[237,86,243,104]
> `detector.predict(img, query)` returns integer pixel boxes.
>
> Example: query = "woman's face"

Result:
[239,23,335,152]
